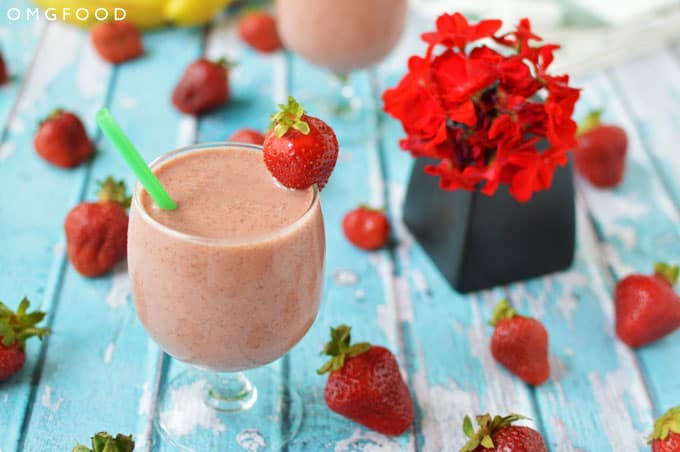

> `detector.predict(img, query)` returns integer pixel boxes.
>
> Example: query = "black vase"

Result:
[402,157,575,293]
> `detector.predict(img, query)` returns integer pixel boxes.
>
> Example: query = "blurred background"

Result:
[409,0,680,74]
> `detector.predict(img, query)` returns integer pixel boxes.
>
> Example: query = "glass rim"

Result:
[132,141,320,247]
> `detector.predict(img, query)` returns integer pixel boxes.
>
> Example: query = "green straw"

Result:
[96,108,177,211]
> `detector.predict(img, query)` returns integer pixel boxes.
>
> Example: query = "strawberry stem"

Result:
[97,176,132,208]
[577,109,603,136]
[317,324,370,375]
[270,96,310,138]
[489,299,517,327]
[39,108,64,126]
[214,57,236,70]
[358,204,386,213]
[461,413,529,452]
[0,298,50,350]
[654,262,679,286]
[648,406,680,443]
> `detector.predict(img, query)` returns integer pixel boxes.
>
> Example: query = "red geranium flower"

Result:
[382,13,580,202]
[422,12,502,51]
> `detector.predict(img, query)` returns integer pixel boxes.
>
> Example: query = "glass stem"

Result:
[201,371,258,413]
[331,72,358,116]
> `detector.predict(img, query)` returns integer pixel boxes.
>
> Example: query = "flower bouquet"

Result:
[383,13,580,292]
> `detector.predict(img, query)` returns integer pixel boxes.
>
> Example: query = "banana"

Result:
[30,0,232,29]
[163,0,231,27]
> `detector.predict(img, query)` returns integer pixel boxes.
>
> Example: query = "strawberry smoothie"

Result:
[276,0,407,73]
[128,143,325,372]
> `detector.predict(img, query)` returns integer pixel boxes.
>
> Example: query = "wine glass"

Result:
[276,0,407,133]
[127,142,325,450]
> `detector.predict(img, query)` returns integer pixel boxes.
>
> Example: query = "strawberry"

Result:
[238,11,283,53]
[318,325,414,436]
[34,109,94,168]
[649,406,680,452]
[90,20,144,64]
[342,206,390,250]
[73,432,135,452]
[489,300,550,386]
[0,52,9,84]
[0,298,51,381]
[461,413,547,452]
[65,176,130,277]
[264,96,338,190]
[228,128,265,145]
[615,262,680,348]
[172,58,230,115]
[573,109,628,188]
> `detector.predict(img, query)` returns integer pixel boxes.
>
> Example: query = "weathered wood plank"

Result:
[18,26,204,452]
[282,59,416,450]
[0,21,113,452]
[575,68,680,417]
[0,0,46,138]
[376,104,538,452]
[508,194,655,451]
[151,18,296,452]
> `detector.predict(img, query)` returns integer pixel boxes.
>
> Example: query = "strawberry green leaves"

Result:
[654,262,679,286]
[97,176,132,209]
[317,324,370,374]
[73,432,135,452]
[577,109,604,136]
[649,406,680,443]
[489,299,517,327]
[270,96,310,138]
[461,413,528,452]
[0,298,50,349]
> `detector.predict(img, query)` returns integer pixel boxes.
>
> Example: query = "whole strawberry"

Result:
[343,206,390,250]
[264,96,338,190]
[172,58,230,115]
[73,432,135,452]
[0,298,51,381]
[573,109,627,188]
[0,52,9,84]
[229,128,265,145]
[649,406,680,452]
[461,413,547,452]
[65,177,130,277]
[615,263,680,348]
[34,109,93,168]
[238,11,283,53]
[90,20,144,64]
[489,300,550,386]
[318,325,414,436]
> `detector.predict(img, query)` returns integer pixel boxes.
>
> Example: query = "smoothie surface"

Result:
[140,147,314,240]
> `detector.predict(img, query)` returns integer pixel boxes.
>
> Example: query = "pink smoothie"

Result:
[128,145,325,372]
[276,0,407,73]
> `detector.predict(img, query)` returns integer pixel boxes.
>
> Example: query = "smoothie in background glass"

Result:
[127,142,325,448]
[276,0,408,73]
[275,0,407,121]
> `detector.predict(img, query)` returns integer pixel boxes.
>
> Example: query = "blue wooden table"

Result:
[2,2,680,450]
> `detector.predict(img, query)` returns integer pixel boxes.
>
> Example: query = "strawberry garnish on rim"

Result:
[263,96,338,190]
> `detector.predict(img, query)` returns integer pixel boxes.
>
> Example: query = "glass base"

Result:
[295,74,376,146]
[156,366,302,451]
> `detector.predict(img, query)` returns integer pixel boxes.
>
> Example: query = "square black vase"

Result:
[402,158,575,293]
